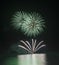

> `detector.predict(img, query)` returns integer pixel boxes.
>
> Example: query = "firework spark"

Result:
[11,11,45,37]
[18,39,46,54]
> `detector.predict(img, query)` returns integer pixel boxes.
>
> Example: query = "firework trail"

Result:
[18,39,46,54]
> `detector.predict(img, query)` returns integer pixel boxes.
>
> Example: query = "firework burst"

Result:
[18,39,46,54]
[11,11,45,37]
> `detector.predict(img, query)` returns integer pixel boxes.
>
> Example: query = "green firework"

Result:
[11,11,45,37]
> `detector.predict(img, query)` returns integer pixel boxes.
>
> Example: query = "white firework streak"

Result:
[18,45,32,53]
[25,41,32,49]
[35,41,44,50]
[20,40,31,51]
[11,11,45,37]
[18,39,46,53]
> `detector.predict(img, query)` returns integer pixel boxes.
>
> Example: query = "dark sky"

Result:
[0,0,59,58]
[0,1,59,65]
[0,0,59,51]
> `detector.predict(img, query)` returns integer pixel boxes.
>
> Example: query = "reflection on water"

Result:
[1,52,59,65]
[3,54,46,65]
[18,54,46,65]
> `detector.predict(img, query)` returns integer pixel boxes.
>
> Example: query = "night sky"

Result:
[0,1,59,65]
